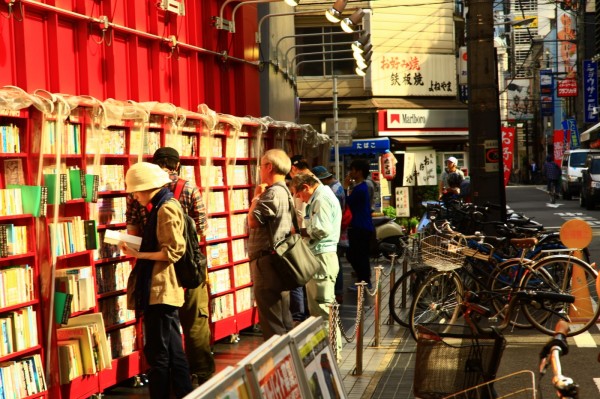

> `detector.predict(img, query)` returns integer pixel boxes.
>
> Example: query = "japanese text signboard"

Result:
[584,60,599,123]
[372,53,456,97]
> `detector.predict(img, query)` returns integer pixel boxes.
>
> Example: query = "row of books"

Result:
[207,242,229,268]
[87,164,125,192]
[229,189,250,211]
[236,287,254,313]
[41,121,81,155]
[233,262,251,287]
[107,324,136,359]
[165,133,198,157]
[231,214,248,236]
[48,217,97,257]
[130,130,160,156]
[56,314,112,385]
[0,189,25,217]
[0,306,38,356]
[0,265,34,309]
[208,269,231,295]
[206,217,228,241]
[96,262,131,294]
[211,293,235,322]
[207,191,226,214]
[0,224,28,257]
[0,354,47,399]
[96,197,127,225]
[85,128,126,155]
[5,185,48,218]
[42,170,99,205]
[0,124,21,154]
[55,266,95,314]
[225,137,252,158]
[98,295,135,328]
[231,239,248,263]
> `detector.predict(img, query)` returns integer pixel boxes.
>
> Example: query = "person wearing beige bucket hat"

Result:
[120,162,194,398]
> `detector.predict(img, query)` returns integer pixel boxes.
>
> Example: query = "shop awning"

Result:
[300,97,468,115]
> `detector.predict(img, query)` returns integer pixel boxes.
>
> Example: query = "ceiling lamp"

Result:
[284,0,299,5]
[351,33,370,53]
[341,8,365,33]
[325,0,348,23]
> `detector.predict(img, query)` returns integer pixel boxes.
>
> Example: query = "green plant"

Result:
[382,206,397,219]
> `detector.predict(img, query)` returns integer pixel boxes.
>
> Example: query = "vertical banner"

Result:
[554,129,566,163]
[562,118,580,149]
[540,69,554,116]
[557,10,577,79]
[395,187,410,217]
[501,127,515,187]
[584,60,599,123]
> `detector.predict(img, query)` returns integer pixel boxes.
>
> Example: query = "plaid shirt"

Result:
[126,172,207,235]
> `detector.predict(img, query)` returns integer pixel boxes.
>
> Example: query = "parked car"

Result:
[579,154,600,209]
[561,149,600,200]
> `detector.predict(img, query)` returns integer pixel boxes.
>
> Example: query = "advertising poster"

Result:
[554,130,566,163]
[507,79,534,121]
[289,317,346,399]
[242,335,303,399]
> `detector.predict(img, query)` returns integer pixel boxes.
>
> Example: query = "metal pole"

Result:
[373,266,382,347]
[334,75,340,180]
[387,254,396,325]
[354,282,365,376]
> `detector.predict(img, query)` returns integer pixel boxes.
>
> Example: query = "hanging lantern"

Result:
[380,150,396,181]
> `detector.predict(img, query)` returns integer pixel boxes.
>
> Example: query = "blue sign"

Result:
[333,138,390,156]
[540,69,554,117]
[584,60,599,123]
[562,118,580,149]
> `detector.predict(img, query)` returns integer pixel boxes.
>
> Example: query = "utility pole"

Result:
[466,0,507,222]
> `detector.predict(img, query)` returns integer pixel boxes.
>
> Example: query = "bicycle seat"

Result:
[510,237,538,249]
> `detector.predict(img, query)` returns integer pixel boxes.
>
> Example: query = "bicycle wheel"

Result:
[388,266,434,327]
[521,255,600,336]
[489,259,533,328]
[409,271,464,340]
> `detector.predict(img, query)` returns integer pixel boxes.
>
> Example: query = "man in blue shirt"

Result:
[291,173,342,360]
[343,159,375,290]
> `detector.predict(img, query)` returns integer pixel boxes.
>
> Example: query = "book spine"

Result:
[0,225,7,258]
[40,186,48,217]
[60,173,67,204]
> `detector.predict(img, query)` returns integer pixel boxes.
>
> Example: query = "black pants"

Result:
[347,227,374,286]
[144,304,193,399]
[251,255,293,340]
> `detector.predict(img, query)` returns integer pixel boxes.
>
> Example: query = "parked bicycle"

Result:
[408,229,599,340]
[539,321,579,399]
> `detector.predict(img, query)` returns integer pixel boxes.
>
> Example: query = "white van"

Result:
[561,149,600,199]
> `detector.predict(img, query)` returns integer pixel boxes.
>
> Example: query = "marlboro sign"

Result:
[558,79,578,97]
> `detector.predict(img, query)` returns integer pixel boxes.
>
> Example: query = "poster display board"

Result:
[184,365,253,399]
[289,317,347,399]
[242,334,305,399]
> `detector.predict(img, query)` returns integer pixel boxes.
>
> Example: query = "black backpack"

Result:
[171,179,207,289]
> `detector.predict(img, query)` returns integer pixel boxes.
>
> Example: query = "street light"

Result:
[325,0,347,23]
[214,0,297,33]
[340,8,365,33]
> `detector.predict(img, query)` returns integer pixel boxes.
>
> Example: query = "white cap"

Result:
[446,156,458,164]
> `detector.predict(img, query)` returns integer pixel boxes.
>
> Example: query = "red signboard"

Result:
[558,79,578,97]
[501,127,515,187]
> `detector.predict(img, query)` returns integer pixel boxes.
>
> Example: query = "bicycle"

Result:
[408,231,599,340]
[539,321,578,398]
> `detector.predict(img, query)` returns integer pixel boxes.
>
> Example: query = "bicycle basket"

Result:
[413,324,506,399]
[442,370,537,399]
[421,235,468,271]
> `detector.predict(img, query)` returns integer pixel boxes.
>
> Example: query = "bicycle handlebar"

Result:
[539,321,579,399]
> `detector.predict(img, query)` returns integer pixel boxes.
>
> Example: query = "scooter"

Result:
[371,216,407,259]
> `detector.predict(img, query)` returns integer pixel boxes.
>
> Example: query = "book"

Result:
[68,169,85,199]
[44,173,67,205]
[7,185,45,217]
[85,174,99,203]
[103,229,142,251]
[54,291,73,325]
[57,340,83,384]
[0,224,8,257]
[56,325,96,375]
[83,220,98,250]
[3,159,25,186]
[67,313,112,371]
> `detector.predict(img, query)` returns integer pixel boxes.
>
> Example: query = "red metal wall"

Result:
[0,0,261,116]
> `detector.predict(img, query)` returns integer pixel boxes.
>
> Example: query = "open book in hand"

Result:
[103,229,142,251]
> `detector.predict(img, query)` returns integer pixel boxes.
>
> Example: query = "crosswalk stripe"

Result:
[571,328,597,348]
